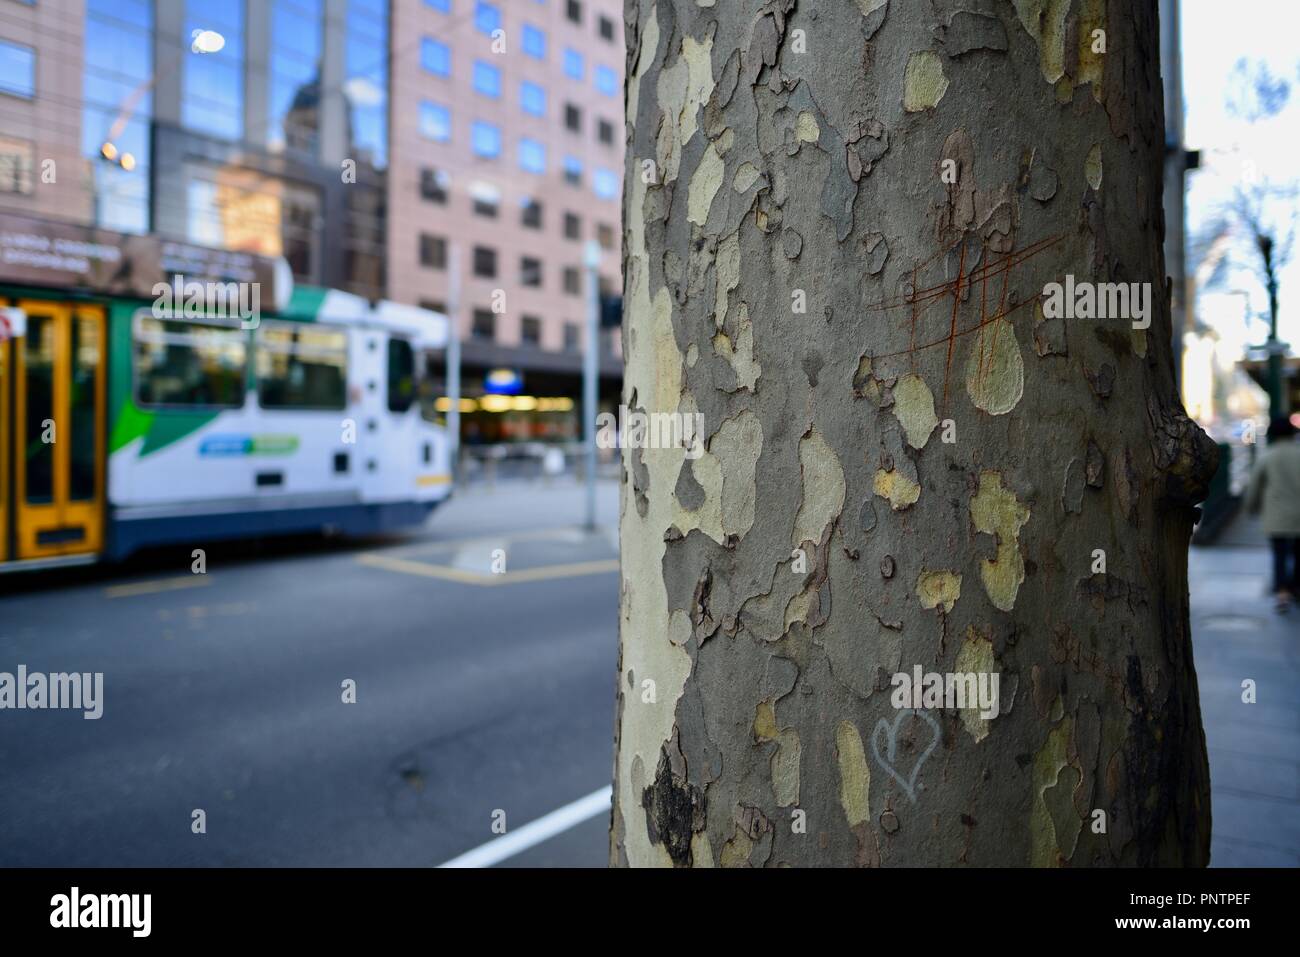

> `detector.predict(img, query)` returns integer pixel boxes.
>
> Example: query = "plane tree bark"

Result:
[612,0,1217,866]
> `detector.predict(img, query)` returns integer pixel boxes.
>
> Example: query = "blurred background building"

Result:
[0,0,625,455]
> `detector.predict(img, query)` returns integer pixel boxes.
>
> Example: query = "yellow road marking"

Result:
[356,553,619,586]
[105,576,213,599]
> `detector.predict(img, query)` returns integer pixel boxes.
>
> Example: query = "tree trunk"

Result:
[612,0,1217,866]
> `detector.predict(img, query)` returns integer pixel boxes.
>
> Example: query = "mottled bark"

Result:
[612,0,1216,866]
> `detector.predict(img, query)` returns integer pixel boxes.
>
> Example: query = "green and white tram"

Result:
[0,276,452,572]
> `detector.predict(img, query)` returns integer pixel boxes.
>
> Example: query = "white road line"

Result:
[437,785,612,868]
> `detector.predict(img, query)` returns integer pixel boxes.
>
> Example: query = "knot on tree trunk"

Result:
[1146,393,1220,507]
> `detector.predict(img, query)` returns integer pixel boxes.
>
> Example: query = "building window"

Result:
[522,316,542,346]
[564,103,582,132]
[520,80,546,116]
[594,168,619,200]
[518,138,546,173]
[134,316,247,408]
[566,0,582,25]
[473,60,501,98]
[472,309,496,341]
[420,300,447,314]
[421,38,451,76]
[563,267,582,295]
[257,324,349,411]
[344,0,390,170]
[563,48,584,81]
[472,194,499,218]
[425,0,451,12]
[521,199,543,229]
[421,167,449,203]
[474,1,500,35]
[597,223,615,250]
[473,245,498,278]
[522,24,546,59]
[267,0,325,157]
[563,156,583,186]
[419,101,451,142]
[471,121,501,157]
[564,212,581,240]
[521,257,543,287]
[563,322,580,352]
[595,65,618,96]
[0,136,34,194]
[598,118,615,145]
[420,233,447,269]
[182,0,245,139]
[598,15,616,41]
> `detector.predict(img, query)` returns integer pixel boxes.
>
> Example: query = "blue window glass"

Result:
[420,101,451,142]
[473,60,501,97]
[471,121,501,157]
[519,138,546,174]
[563,48,584,80]
[563,155,582,185]
[424,0,451,11]
[345,0,389,170]
[595,65,618,96]
[593,168,619,200]
[268,0,324,156]
[520,81,545,116]
[421,38,451,76]
[522,24,546,59]
[0,39,35,99]
[474,1,500,35]
[182,0,246,140]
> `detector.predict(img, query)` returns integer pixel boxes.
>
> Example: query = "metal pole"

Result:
[583,240,601,531]
[446,244,462,481]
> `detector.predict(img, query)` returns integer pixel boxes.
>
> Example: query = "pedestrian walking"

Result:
[1244,416,1300,613]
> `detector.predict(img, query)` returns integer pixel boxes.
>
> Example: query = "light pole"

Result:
[583,240,601,532]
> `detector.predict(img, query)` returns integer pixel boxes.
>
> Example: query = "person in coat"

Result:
[1245,416,1300,612]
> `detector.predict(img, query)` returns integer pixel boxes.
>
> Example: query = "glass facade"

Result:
[268,0,324,157]
[182,0,245,140]
[82,0,154,233]
[345,0,390,169]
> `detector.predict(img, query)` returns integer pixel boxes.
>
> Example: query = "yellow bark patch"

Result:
[754,699,778,741]
[874,468,921,510]
[772,730,801,807]
[903,51,949,112]
[955,630,997,742]
[1085,143,1103,191]
[713,231,740,329]
[690,830,715,866]
[917,570,962,613]
[712,310,760,392]
[894,373,938,449]
[1011,0,1071,84]
[796,110,820,143]
[1030,717,1075,866]
[855,0,887,14]
[965,316,1024,415]
[793,428,846,547]
[688,143,725,226]
[733,162,760,193]
[969,470,1029,612]
[835,720,871,827]
[1077,0,1107,101]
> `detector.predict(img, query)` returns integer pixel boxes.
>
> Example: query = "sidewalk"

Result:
[1189,511,1300,866]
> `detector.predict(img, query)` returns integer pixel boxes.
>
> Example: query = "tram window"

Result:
[387,338,415,413]
[134,315,246,408]
[257,323,348,411]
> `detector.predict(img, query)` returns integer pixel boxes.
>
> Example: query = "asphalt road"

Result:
[0,480,620,867]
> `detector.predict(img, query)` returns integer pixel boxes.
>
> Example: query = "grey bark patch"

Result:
[1063,459,1085,514]
[863,232,889,274]
[782,228,803,259]
[802,351,824,387]
[675,458,707,511]
[1086,440,1105,489]
[1030,164,1059,202]
[1085,363,1116,399]
[860,0,888,40]
[941,11,1009,56]
[860,499,878,533]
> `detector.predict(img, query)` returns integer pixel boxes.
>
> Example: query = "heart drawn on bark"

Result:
[871,709,941,803]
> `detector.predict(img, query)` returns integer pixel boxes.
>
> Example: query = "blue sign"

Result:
[484,368,523,395]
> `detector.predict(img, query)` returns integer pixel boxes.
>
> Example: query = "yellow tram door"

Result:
[11,300,106,561]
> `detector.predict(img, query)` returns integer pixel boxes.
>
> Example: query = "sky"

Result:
[1181,0,1300,351]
